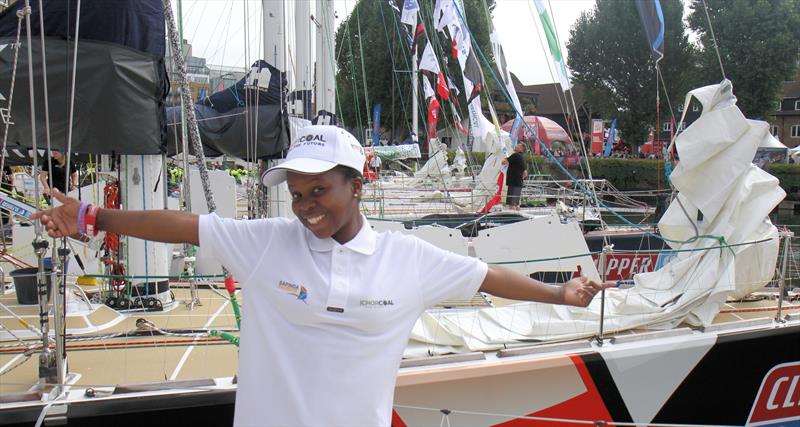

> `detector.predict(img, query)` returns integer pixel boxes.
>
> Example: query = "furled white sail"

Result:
[404,81,785,357]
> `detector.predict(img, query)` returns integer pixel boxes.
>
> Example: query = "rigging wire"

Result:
[700,0,726,81]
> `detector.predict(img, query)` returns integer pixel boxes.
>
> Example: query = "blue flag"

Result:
[603,118,617,157]
[635,0,665,63]
[372,104,382,146]
[509,115,524,146]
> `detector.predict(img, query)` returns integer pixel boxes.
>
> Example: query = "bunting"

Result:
[532,0,571,91]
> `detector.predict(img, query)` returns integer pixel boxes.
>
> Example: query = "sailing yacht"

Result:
[0,1,798,426]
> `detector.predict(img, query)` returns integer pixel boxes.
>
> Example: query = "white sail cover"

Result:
[405,81,785,357]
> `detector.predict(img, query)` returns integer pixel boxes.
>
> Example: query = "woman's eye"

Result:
[312,187,324,195]
[291,193,301,200]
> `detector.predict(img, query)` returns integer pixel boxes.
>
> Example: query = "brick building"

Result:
[771,79,800,148]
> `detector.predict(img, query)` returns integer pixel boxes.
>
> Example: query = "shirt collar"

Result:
[305,214,377,255]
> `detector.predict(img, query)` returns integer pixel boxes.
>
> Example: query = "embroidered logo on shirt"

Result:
[278,280,308,303]
[360,299,394,308]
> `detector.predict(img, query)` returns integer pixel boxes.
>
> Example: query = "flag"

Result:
[436,72,449,101]
[532,0,571,91]
[387,0,400,13]
[603,118,617,157]
[411,22,425,51]
[467,82,482,104]
[426,98,441,142]
[418,43,440,74]
[372,104,382,146]
[448,76,459,96]
[422,75,435,100]
[450,104,468,136]
[401,0,419,26]
[489,26,523,144]
[635,0,665,63]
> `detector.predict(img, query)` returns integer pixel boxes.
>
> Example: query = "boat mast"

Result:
[315,0,335,117]
[295,0,312,120]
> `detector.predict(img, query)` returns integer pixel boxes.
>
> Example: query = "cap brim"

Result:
[261,158,339,187]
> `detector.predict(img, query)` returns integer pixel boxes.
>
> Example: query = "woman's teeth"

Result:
[306,214,325,225]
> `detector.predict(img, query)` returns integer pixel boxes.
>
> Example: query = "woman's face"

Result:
[287,168,363,243]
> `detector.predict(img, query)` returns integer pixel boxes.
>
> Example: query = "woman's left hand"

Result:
[563,276,614,307]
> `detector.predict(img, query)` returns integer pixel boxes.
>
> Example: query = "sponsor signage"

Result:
[592,253,657,281]
[591,119,604,154]
[747,361,800,426]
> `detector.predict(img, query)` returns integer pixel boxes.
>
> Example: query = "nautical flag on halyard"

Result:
[411,23,425,51]
[422,74,435,100]
[603,118,617,157]
[372,104,382,146]
[635,0,665,63]
[419,43,440,74]
[426,98,441,143]
[532,0,571,91]
[436,72,450,101]
[489,24,523,144]
[401,0,419,26]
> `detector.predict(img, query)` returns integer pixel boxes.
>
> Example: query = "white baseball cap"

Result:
[261,125,366,187]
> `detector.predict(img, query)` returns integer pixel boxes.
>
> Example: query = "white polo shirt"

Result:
[199,213,487,427]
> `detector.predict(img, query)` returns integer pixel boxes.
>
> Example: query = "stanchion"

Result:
[776,230,793,322]
[596,244,613,346]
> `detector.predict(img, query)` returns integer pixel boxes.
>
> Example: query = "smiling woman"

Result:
[31,125,608,427]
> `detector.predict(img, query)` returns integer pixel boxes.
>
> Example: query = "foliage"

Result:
[566,0,696,147]
[767,163,800,200]
[686,0,800,119]
[335,0,496,143]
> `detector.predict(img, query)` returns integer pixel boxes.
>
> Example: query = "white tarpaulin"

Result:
[404,81,785,357]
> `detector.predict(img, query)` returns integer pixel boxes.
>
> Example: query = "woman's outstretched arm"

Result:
[31,189,199,245]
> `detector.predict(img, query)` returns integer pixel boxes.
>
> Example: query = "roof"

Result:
[510,72,586,115]
[781,80,800,99]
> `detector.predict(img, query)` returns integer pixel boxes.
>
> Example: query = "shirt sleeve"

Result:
[412,236,489,308]
[198,213,275,284]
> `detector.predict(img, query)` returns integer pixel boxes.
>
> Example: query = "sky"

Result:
[172,0,596,86]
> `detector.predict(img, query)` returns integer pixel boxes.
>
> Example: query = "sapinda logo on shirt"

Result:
[277,280,308,303]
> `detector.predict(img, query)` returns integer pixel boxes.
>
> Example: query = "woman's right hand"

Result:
[30,189,82,239]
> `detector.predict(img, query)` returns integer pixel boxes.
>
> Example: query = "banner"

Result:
[372,104,382,146]
[603,118,617,157]
[591,119,604,154]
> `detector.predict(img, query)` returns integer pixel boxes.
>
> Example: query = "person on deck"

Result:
[32,125,609,427]
[502,142,528,211]
[39,149,78,195]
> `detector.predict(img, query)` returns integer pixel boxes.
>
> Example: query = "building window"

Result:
[792,125,800,138]
[771,125,779,136]
[776,101,783,111]
[795,100,800,111]
[663,122,672,132]
[692,103,700,112]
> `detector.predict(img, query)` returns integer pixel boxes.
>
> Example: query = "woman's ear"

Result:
[351,178,363,197]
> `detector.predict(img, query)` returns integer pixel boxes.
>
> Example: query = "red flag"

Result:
[426,98,441,143]
[451,39,458,58]
[467,82,482,104]
[436,72,449,101]
[411,23,425,52]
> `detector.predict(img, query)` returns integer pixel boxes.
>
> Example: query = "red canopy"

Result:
[501,116,571,155]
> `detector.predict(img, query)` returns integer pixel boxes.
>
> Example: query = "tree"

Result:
[334,0,495,142]
[567,0,696,147]
[687,0,800,119]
